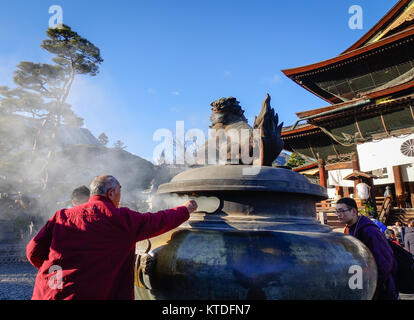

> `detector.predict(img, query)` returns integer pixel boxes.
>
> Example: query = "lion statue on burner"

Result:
[196,94,284,166]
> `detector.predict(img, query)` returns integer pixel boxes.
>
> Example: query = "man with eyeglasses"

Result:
[336,197,398,300]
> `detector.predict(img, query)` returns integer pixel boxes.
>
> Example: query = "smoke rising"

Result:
[0,103,187,247]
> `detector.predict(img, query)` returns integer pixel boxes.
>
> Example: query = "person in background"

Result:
[26,175,198,300]
[385,229,400,246]
[391,221,404,245]
[336,197,398,300]
[70,185,91,207]
[404,219,414,255]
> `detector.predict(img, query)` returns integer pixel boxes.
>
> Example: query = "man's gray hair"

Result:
[90,175,120,196]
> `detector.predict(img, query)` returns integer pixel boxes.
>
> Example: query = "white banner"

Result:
[328,169,354,187]
[357,134,414,172]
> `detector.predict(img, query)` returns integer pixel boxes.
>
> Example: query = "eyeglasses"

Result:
[335,209,351,216]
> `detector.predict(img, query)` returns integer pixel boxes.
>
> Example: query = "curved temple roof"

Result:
[282,0,414,105]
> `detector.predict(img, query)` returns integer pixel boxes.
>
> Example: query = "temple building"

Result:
[281,0,414,211]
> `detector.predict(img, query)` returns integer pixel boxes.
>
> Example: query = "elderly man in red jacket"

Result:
[26,175,197,300]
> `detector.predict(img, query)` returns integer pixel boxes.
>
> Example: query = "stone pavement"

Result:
[0,263,37,300]
[0,262,413,300]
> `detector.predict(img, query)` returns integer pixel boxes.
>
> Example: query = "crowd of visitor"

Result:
[386,219,414,254]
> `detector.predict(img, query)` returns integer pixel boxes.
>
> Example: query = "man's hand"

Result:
[139,254,155,274]
[184,200,198,214]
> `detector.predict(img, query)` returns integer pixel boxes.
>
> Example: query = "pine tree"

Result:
[0,25,103,190]
[113,140,127,151]
[98,133,109,146]
[285,153,306,169]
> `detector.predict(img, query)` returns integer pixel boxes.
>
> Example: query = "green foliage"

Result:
[0,24,103,127]
[285,153,306,169]
[0,86,45,117]
[42,25,103,76]
[358,202,375,217]
[0,24,103,191]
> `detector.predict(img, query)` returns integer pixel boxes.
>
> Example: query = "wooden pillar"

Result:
[335,185,343,198]
[351,152,360,200]
[318,159,327,188]
[409,182,414,208]
[343,187,350,197]
[393,165,405,208]
[351,152,360,190]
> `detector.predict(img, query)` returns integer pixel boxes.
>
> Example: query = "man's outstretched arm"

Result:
[125,200,198,242]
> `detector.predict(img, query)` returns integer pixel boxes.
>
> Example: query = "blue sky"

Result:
[0,0,396,161]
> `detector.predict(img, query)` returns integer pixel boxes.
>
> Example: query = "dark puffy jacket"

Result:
[405,227,414,255]
[347,216,398,300]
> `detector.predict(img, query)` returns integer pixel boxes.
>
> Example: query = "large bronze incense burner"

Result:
[134,95,377,300]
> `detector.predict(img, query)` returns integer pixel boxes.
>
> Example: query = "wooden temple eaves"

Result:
[281,123,320,137]
[307,93,414,127]
[279,1,414,203]
[280,0,414,163]
[281,92,414,162]
[292,162,318,173]
[342,0,414,54]
[281,27,414,78]
[294,80,414,123]
[281,0,414,105]
[283,0,414,77]
[295,98,368,119]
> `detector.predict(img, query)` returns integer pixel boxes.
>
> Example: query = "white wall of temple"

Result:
[372,167,395,185]
[368,164,414,185]
[357,134,414,172]
[326,164,414,187]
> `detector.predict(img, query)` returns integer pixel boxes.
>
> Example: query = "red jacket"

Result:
[26,195,189,300]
